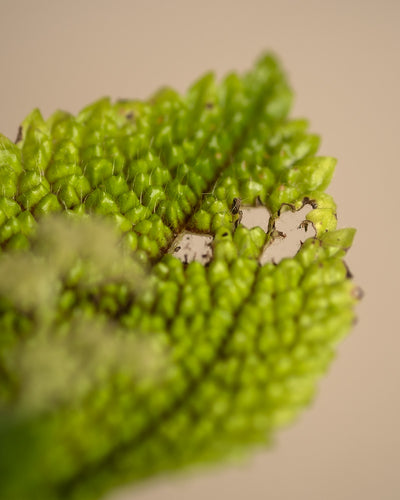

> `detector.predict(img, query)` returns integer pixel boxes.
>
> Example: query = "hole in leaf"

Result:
[241,206,270,232]
[170,232,213,265]
[260,205,316,264]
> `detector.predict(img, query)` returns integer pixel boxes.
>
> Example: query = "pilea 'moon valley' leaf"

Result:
[0,54,360,500]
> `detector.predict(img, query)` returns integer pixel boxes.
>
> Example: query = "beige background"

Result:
[1,0,399,499]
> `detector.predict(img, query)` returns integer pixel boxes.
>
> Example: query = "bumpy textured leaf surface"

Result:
[0,55,359,500]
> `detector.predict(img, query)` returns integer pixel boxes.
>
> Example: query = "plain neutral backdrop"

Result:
[1,1,399,499]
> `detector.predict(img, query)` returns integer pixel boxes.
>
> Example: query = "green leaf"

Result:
[321,227,357,250]
[0,53,359,500]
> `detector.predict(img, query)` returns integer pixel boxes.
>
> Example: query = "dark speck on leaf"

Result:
[15,126,23,144]
[230,197,241,215]
[343,261,353,279]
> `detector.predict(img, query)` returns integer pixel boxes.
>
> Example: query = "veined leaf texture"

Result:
[0,54,360,500]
